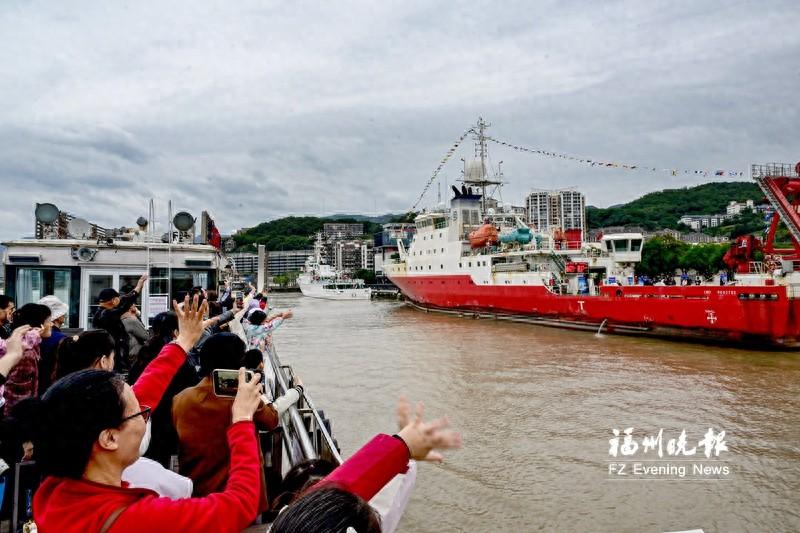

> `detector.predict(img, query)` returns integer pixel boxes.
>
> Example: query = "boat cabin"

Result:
[3,239,221,329]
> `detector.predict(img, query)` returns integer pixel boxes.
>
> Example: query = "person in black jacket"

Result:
[92,274,147,375]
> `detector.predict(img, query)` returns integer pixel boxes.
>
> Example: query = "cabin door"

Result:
[80,269,148,329]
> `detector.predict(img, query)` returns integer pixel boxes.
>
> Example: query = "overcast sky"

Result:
[1,0,798,239]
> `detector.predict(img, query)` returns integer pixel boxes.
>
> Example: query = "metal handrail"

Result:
[262,342,317,463]
[301,389,343,464]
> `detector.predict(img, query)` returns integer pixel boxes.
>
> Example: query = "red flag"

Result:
[206,214,222,249]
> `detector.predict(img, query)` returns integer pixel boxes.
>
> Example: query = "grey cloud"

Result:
[1,0,799,240]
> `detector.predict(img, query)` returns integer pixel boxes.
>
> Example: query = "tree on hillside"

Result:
[636,236,689,278]
[637,236,730,278]
[588,181,763,231]
[232,216,389,252]
[679,243,729,277]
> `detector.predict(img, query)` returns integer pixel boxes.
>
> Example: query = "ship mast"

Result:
[464,117,503,213]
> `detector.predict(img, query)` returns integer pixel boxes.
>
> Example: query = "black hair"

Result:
[0,295,12,310]
[248,310,267,326]
[198,333,246,376]
[270,486,382,533]
[243,348,264,370]
[150,311,178,342]
[12,303,51,329]
[271,459,336,510]
[128,311,176,383]
[189,286,206,305]
[14,370,127,478]
[54,330,115,380]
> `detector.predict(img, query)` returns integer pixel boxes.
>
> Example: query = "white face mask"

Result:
[139,419,152,457]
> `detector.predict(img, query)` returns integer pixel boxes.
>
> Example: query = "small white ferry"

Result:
[297,258,371,300]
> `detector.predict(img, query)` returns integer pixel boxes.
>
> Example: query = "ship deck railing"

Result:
[262,340,343,468]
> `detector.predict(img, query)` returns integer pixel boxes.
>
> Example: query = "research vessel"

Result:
[385,119,800,348]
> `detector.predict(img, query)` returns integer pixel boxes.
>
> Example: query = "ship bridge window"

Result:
[614,240,629,252]
[604,240,612,252]
[631,239,642,252]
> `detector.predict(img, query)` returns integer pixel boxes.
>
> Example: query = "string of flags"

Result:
[411,125,746,210]
[411,126,476,210]
[485,136,745,178]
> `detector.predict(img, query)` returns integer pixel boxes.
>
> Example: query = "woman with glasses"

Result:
[26,296,265,533]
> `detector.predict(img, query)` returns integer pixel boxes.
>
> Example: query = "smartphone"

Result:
[212,369,256,397]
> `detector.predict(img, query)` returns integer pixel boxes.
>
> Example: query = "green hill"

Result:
[587,181,763,230]
[232,214,412,252]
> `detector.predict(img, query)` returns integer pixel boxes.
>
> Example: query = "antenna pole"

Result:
[477,117,490,212]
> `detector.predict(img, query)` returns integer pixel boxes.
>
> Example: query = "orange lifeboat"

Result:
[468,223,499,248]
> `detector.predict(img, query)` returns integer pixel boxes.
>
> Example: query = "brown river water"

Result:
[269,293,800,533]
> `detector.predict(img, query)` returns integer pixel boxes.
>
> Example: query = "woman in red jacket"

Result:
[30,296,265,533]
[271,398,462,532]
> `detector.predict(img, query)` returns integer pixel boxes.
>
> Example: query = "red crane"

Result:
[724,162,800,273]
[753,162,800,259]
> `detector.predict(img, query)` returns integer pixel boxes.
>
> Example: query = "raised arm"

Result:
[0,326,34,381]
[107,275,148,319]
[132,295,207,410]
[320,399,461,501]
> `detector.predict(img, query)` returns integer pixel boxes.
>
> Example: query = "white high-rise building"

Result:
[525,189,586,235]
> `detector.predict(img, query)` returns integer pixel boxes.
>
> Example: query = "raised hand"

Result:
[173,295,209,353]
[396,399,461,463]
[396,395,412,430]
[231,368,263,423]
[3,325,32,362]
[135,274,149,292]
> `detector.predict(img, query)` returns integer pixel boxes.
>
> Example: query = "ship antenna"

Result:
[476,117,491,211]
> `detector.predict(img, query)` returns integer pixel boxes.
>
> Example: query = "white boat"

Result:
[298,258,372,300]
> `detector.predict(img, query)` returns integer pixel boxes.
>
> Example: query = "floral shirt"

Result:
[243,317,284,350]
[0,329,42,414]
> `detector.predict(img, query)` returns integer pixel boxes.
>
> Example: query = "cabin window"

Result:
[439,233,443,238]
[631,239,642,252]
[468,262,472,267]
[459,263,462,268]
[441,248,444,253]
[15,267,74,327]
[614,240,629,252]
[604,240,612,252]
[428,265,431,270]
[440,264,444,269]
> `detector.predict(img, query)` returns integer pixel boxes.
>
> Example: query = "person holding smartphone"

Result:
[172,333,281,514]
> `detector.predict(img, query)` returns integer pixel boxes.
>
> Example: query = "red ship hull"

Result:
[389,274,800,349]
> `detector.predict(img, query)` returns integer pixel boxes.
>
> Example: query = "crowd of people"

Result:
[0,278,461,532]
